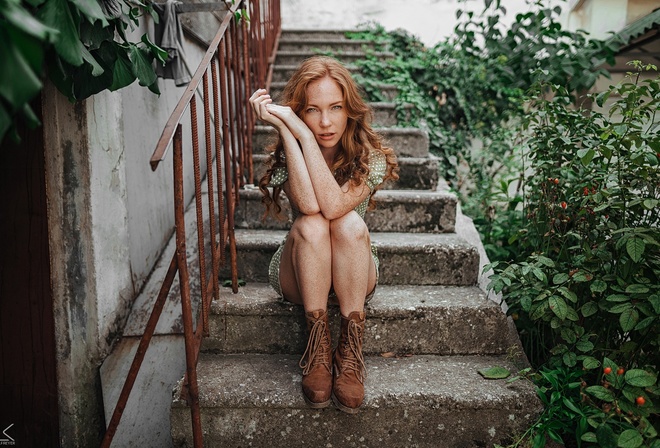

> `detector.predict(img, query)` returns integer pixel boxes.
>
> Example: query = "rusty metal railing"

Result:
[100,0,280,446]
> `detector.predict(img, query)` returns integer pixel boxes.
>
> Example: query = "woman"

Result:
[249,56,398,414]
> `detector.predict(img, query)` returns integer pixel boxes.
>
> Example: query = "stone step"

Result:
[235,188,457,233]
[219,230,479,286]
[202,283,511,356]
[252,125,429,158]
[250,154,439,191]
[370,101,414,127]
[269,80,398,102]
[275,50,394,66]
[280,29,361,41]
[171,353,541,447]
[278,37,376,52]
[273,63,360,82]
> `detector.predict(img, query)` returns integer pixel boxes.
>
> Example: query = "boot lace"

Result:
[299,318,331,375]
[339,320,367,382]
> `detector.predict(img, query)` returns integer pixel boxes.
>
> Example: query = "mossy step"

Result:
[171,353,541,447]
[202,283,512,356]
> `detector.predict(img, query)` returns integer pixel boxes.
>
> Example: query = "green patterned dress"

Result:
[267,150,387,299]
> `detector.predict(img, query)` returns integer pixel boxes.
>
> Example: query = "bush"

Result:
[487,62,660,447]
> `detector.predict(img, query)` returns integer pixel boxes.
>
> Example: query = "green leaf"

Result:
[553,272,569,284]
[68,0,108,25]
[582,432,598,442]
[596,423,618,448]
[619,308,639,332]
[0,32,43,109]
[478,366,511,379]
[590,280,607,294]
[3,0,58,41]
[81,46,104,76]
[650,295,660,314]
[644,199,659,210]
[624,369,657,387]
[586,385,615,402]
[607,294,630,302]
[577,147,595,165]
[558,286,578,303]
[38,0,83,66]
[127,44,157,87]
[109,51,136,91]
[582,357,600,369]
[625,284,649,294]
[563,351,577,367]
[617,429,643,448]
[575,339,594,352]
[626,238,645,262]
[549,295,568,320]
[582,301,599,317]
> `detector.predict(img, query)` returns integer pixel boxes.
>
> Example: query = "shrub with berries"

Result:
[487,62,660,446]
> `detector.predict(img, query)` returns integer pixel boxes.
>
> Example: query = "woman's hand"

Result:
[265,104,313,141]
[249,89,287,132]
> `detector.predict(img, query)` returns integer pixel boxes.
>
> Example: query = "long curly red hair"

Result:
[258,56,398,218]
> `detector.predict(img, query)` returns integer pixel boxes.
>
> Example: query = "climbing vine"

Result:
[0,0,167,143]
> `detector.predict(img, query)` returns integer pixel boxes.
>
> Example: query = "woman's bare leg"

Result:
[329,211,377,316]
[279,213,332,311]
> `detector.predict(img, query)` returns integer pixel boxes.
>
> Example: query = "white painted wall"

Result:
[281,0,562,46]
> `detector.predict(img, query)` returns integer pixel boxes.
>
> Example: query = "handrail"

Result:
[101,0,280,446]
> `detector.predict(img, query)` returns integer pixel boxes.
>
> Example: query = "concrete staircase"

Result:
[170,29,541,447]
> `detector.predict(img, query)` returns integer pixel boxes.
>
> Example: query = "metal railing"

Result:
[100,0,280,446]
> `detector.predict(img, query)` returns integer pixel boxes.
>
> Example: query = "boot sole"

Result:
[331,392,361,414]
[303,394,331,409]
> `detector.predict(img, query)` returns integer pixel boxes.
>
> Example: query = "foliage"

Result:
[346,0,621,263]
[487,62,660,447]
[1,0,167,143]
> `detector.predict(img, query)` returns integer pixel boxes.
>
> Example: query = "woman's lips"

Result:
[318,133,335,140]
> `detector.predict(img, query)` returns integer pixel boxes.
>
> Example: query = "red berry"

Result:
[554,178,559,184]
[561,201,567,209]
[636,396,645,406]
[617,368,625,375]
[603,367,612,375]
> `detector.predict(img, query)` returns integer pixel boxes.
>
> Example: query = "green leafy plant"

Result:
[346,0,620,263]
[1,0,168,143]
[487,62,660,447]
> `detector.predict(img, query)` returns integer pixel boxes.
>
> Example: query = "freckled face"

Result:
[303,76,348,154]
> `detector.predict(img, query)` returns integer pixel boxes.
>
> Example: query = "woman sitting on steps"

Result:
[249,56,398,413]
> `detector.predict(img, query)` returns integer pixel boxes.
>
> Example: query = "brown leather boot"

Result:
[332,310,367,414]
[299,309,333,408]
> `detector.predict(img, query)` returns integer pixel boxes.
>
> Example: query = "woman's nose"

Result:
[320,112,331,127]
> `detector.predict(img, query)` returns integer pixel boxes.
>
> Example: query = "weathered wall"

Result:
[42,17,212,445]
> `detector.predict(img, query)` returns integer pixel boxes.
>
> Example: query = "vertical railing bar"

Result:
[210,55,224,297]
[202,70,215,336]
[230,22,242,194]
[242,16,254,185]
[219,32,240,294]
[232,18,246,190]
[189,95,209,341]
[212,52,227,267]
[100,253,179,448]
[173,124,203,448]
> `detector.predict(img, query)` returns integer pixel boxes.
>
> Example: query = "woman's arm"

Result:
[267,104,371,220]
[250,90,319,214]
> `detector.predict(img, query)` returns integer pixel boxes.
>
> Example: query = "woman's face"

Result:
[302,76,348,154]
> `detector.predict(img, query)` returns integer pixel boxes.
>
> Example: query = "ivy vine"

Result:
[1,0,167,143]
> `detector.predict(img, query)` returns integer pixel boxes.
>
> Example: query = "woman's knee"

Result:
[290,213,330,243]
[330,211,369,244]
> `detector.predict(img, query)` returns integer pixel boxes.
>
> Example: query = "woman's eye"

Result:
[306,108,317,113]
[332,105,342,110]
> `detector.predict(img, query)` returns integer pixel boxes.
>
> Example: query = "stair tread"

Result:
[233,228,475,250]
[211,282,493,314]
[174,352,535,409]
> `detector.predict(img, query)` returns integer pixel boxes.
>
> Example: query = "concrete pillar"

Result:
[42,81,133,446]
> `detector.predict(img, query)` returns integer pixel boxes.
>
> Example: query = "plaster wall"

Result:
[43,16,213,445]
